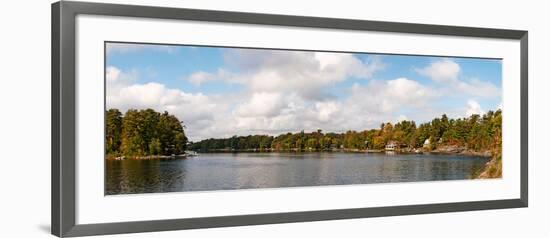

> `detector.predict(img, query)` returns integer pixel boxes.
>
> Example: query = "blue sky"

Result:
[106,42,502,141]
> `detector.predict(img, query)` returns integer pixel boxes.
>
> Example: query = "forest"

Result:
[188,110,502,155]
[106,108,501,157]
[106,108,188,158]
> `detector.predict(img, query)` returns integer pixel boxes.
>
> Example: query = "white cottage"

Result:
[385,141,399,151]
[423,138,431,148]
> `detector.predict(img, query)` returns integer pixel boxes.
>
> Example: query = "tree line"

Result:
[106,108,188,158]
[106,108,501,157]
[189,110,502,153]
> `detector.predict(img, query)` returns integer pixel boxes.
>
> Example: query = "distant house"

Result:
[385,141,399,151]
[423,138,431,148]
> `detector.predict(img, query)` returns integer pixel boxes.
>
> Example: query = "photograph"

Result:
[44,1,532,237]
[105,42,503,195]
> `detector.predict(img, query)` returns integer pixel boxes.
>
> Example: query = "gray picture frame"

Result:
[51,1,528,237]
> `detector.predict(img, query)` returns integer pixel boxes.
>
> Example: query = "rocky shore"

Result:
[430,145,492,157]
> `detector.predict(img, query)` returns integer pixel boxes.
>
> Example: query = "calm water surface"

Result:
[106,152,489,195]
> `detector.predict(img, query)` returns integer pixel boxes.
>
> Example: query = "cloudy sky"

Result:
[106,42,502,142]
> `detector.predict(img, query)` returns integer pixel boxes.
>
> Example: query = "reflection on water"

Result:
[105,152,489,195]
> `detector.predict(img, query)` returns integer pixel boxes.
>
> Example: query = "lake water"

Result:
[105,152,489,195]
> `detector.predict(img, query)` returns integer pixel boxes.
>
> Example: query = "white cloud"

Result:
[188,71,214,86]
[465,99,484,116]
[108,82,218,122]
[106,66,470,141]
[106,66,231,140]
[235,92,286,118]
[349,78,439,113]
[385,78,437,106]
[106,66,120,82]
[313,52,384,78]
[314,101,341,122]
[217,49,384,100]
[180,50,398,137]
[187,69,232,86]
[105,66,138,94]
[416,59,460,82]
[318,77,442,130]
[106,66,137,84]
[416,59,501,99]
[455,78,501,98]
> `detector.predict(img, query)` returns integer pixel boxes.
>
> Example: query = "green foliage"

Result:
[149,138,162,155]
[107,108,501,156]
[188,110,502,153]
[106,109,122,155]
[477,110,502,178]
[106,108,188,157]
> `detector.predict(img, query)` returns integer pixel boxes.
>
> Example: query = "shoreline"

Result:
[193,147,492,157]
[107,154,192,160]
[109,148,492,160]
[116,150,492,157]
[429,146,492,157]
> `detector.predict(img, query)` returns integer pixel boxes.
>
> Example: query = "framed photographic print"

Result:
[52,1,528,237]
